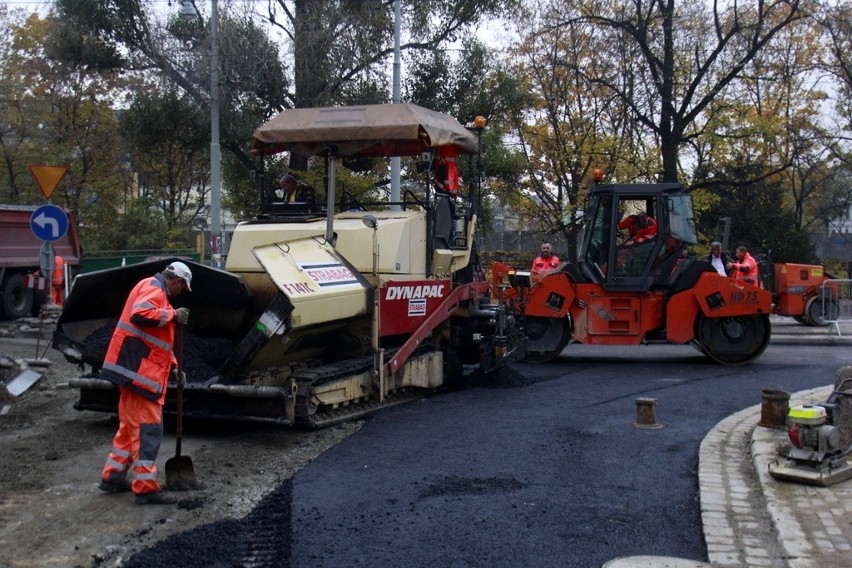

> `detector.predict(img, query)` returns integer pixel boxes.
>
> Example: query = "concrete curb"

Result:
[750,386,852,568]
[700,385,852,568]
[699,402,780,567]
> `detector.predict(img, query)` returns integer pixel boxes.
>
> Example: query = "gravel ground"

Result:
[0,315,359,568]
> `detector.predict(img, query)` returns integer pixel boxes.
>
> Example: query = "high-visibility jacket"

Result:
[618,215,658,244]
[434,146,459,194]
[100,273,178,405]
[730,252,759,285]
[531,254,561,282]
[51,255,65,306]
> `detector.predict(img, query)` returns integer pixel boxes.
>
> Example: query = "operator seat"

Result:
[664,259,716,294]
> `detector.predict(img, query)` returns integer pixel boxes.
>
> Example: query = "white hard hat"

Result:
[167,261,193,291]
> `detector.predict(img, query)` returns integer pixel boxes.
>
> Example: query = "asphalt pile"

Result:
[82,324,236,383]
[122,480,293,567]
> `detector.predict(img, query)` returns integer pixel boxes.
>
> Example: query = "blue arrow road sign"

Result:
[30,204,69,242]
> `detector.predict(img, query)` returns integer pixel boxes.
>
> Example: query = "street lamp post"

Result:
[209,0,222,267]
[390,0,401,210]
[180,0,221,267]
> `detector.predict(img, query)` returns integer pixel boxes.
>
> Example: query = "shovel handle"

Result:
[175,323,184,457]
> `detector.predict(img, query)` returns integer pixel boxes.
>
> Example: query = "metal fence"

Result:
[80,250,200,273]
[820,279,852,336]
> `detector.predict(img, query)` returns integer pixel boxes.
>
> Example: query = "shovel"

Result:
[165,324,196,489]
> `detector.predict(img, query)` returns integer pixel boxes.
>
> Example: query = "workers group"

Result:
[530,237,759,287]
[707,242,759,284]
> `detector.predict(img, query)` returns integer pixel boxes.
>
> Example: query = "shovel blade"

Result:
[165,455,197,490]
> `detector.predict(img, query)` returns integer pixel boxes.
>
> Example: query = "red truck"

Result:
[0,204,82,319]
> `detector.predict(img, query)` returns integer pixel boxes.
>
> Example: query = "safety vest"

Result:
[100,273,178,404]
[51,255,65,306]
[51,256,65,288]
[731,252,759,285]
[435,146,459,194]
[618,215,657,243]
[531,255,561,282]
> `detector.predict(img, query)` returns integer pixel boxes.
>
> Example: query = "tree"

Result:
[695,161,817,263]
[119,89,209,239]
[45,0,520,231]
[813,1,852,232]
[0,8,43,203]
[403,37,529,239]
[577,0,806,184]
[488,0,657,257]
[708,13,839,229]
[0,11,128,253]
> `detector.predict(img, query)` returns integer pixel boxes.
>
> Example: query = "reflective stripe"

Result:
[129,305,170,328]
[132,300,170,327]
[105,457,128,470]
[116,321,172,351]
[136,459,157,468]
[102,362,164,394]
[110,447,132,459]
[134,471,157,481]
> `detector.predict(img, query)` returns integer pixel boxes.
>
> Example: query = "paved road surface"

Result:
[122,316,850,567]
[288,341,848,567]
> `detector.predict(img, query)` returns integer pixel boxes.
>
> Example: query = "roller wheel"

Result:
[522,316,572,363]
[697,314,770,365]
[805,296,839,327]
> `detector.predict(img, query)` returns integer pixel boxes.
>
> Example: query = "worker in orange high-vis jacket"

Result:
[531,242,561,283]
[98,262,192,505]
[433,145,459,194]
[50,255,65,306]
[727,245,760,286]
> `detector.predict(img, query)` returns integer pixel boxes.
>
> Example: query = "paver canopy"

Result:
[251,103,478,158]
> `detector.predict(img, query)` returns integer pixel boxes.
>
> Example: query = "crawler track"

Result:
[292,350,438,429]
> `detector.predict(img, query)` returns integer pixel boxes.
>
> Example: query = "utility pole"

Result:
[390,0,401,210]
[210,0,222,266]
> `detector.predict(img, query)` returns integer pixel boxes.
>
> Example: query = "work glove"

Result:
[174,307,190,325]
[172,367,186,387]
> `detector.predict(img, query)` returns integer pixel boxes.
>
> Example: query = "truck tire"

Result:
[0,273,34,320]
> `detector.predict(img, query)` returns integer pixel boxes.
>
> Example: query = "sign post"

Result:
[40,242,55,281]
[28,164,70,307]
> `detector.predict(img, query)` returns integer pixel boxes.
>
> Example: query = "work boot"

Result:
[134,491,177,505]
[98,479,131,493]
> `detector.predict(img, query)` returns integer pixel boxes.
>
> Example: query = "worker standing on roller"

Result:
[531,242,560,283]
[727,245,759,286]
[97,262,192,505]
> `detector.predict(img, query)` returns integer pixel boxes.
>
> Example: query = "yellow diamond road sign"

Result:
[29,165,68,199]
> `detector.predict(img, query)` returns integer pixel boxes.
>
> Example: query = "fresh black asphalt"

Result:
[128,342,846,567]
